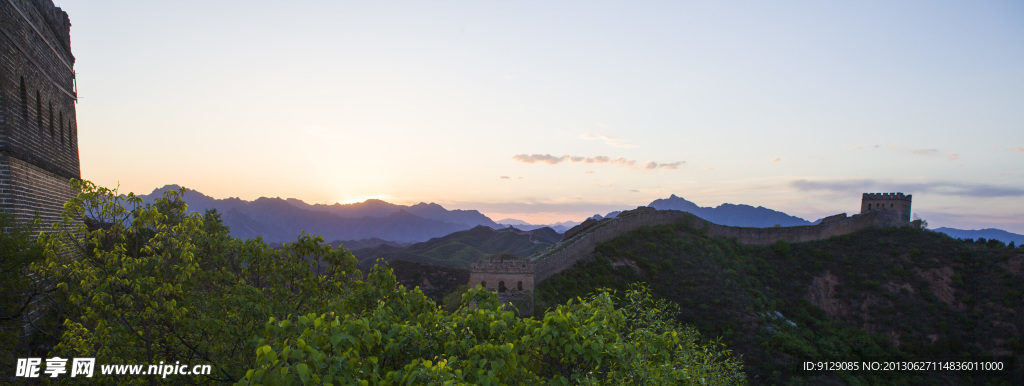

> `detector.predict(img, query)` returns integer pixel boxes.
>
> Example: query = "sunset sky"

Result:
[55,1,1024,232]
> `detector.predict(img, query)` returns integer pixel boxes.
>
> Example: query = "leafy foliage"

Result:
[240,272,745,385]
[27,181,745,385]
[0,212,51,370]
[38,181,359,383]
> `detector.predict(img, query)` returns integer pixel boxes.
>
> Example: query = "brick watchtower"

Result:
[860,192,912,227]
[0,0,79,226]
[469,254,535,315]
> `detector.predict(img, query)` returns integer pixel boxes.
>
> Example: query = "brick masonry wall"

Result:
[0,154,76,225]
[0,0,78,225]
[469,257,535,292]
[469,271,534,292]
[469,257,535,316]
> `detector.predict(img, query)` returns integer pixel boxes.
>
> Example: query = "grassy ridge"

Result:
[536,224,1024,384]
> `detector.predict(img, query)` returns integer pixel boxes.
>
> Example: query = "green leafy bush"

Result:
[240,280,745,385]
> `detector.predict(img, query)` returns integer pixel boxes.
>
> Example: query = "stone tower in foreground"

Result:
[0,0,79,225]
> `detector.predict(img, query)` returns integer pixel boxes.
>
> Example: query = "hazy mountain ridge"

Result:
[647,194,813,227]
[933,227,1024,246]
[350,225,562,269]
[503,194,816,231]
[496,218,575,233]
[138,185,499,243]
[140,185,1024,247]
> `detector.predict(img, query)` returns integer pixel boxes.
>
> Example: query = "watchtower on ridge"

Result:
[860,192,912,227]
[469,253,534,315]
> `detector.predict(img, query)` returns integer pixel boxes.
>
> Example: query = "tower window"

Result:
[60,112,65,146]
[20,77,27,122]
[49,102,54,138]
[36,91,41,130]
[498,281,507,293]
[517,281,523,291]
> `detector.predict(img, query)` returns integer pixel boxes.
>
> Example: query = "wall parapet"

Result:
[472,194,912,314]
[531,205,908,283]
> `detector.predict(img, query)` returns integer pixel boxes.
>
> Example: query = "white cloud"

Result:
[645,161,683,170]
[512,154,565,164]
[581,133,637,148]
[908,148,939,156]
[512,154,682,171]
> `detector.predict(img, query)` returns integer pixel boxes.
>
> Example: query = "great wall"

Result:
[470,193,913,314]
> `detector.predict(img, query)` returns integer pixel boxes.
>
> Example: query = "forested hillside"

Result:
[537,223,1024,384]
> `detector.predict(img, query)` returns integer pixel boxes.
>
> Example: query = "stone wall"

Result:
[0,0,78,225]
[532,207,901,283]
[0,155,76,225]
[698,212,879,246]
[533,209,694,282]
[469,255,534,293]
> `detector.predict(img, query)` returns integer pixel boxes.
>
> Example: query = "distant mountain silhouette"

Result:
[138,186,1023,248]
[350,225,562,269]
[495,218,531,226]
[646,194,813,227]
[496,218,575,233]
[932,227,1024,246]
[326,238,405,251]
[137,185,499,243]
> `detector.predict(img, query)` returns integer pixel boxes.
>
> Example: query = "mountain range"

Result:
[349,225,562,269]
[646,194,814,227]
[495,218,577,233]
[135,185,1023,246]
[932,227,1024,246]
[138,185,498,243]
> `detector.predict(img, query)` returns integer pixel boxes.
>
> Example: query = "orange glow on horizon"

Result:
[329,195,395,205]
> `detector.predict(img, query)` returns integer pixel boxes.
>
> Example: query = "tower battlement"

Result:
[860,192,912,226]
[469,254,533,275]
[862,192,912,201]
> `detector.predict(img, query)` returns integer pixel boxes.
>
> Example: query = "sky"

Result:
[55,1,1024,232]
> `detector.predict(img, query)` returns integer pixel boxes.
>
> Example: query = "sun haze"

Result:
[58,0,1024,232]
